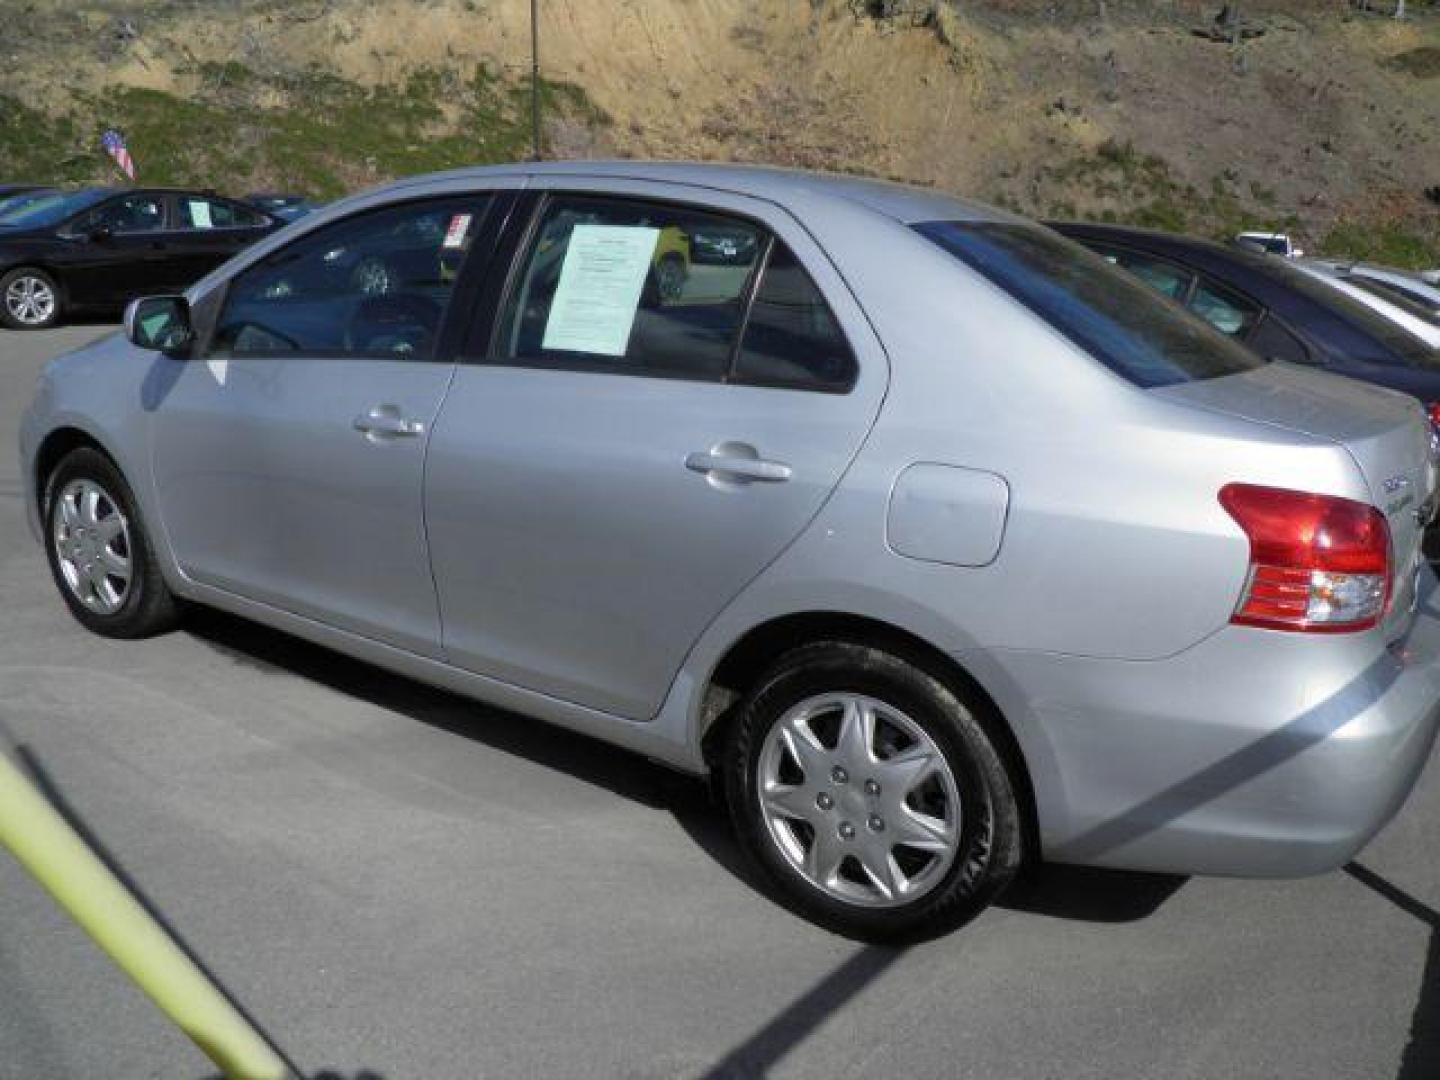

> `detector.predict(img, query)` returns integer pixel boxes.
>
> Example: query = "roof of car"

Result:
[398,160,1015,226]
[1049,220,1305,290]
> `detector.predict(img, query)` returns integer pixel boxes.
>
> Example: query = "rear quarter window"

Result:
[915,221,1266,388]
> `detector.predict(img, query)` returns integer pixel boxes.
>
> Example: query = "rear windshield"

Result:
[1344,274,1440,326]
[1256,257,1438,367]
[914,221,1265,388]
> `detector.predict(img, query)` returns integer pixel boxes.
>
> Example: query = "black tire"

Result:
[0,266,62,330]
[724,641,1023,941]
[43,447,180,638]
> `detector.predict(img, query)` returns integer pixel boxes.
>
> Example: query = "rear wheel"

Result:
[1,267,61,329]
[44,448,180,638]
[724,642,1023,940]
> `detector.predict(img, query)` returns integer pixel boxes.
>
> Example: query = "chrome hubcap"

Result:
[5,275,55,325]
[52,479,132,615]
[757,692,962,909]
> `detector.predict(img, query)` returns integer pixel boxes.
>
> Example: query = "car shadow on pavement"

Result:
[1344,863,1440,1080]
[998,863,1187,923]
[184,608,1191,931]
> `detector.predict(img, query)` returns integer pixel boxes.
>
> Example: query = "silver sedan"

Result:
[20,162,1440,939]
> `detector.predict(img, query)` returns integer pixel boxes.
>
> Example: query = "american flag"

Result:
[100,129,135,180]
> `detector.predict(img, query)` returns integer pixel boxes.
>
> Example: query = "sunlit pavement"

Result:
[0,326,1436,1080]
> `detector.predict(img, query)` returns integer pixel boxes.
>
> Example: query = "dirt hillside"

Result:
[1,0,1437,264]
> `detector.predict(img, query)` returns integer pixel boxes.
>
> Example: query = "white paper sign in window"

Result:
[187,199,214,229]
[541,224,659,356]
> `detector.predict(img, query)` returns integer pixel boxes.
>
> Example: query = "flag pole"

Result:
[530,0,542,160]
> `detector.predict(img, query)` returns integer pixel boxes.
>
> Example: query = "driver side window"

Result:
[82,194,166,235]
[211,196,490,360]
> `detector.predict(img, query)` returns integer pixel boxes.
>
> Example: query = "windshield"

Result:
[914,221,1267,388]
[0,189,54,218]
[0,189,110,230]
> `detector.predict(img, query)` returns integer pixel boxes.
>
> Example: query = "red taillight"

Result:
[1428,401,1440,431]
[1219,483,1392,633]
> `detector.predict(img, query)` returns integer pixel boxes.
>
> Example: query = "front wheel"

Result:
[44,448,180,638]
[724,642,1023,940]
[0,266,61,329]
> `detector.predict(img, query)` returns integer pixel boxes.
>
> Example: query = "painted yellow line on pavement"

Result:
[0,751,290,1080]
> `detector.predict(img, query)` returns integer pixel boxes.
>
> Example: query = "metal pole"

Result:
[0,752,290,1079]
[530,0,541,160]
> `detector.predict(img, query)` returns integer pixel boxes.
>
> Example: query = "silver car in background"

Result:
[19,163,1440,939]
[1296,258,1440,350]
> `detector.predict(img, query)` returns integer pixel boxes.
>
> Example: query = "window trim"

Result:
[202,193,498,364]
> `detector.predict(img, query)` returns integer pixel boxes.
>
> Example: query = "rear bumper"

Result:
[967,569,1440,878]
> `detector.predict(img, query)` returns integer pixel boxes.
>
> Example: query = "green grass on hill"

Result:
[1,64,607,199]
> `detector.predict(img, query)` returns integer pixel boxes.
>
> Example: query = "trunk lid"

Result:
[1155,361,1437,638]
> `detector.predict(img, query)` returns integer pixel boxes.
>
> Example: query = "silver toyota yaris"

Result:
[19,163,1440,939]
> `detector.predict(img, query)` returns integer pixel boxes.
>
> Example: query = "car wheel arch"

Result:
[697,610,1040,858]
[34,426,114,517]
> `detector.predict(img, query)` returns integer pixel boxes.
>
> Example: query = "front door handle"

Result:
[685,442,792,484]
[354,405,424,440]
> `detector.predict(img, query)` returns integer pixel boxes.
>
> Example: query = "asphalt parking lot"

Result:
[0,327,1437,1080]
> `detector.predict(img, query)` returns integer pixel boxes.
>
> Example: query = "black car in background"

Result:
[0,187,279,329]
[1051,221,1440,407]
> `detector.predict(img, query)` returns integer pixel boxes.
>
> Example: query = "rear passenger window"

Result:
[178,197,267,231]
[734,241,856,392]
[1247,314,1313,364]
[498,196,762,380]
[1188,279,1260,337]
[1113,253,1192,302]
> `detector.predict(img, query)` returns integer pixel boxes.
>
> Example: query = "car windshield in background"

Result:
[0,189,109,230]
[0,189,55,218]
[1259,257,1440,368]
[914,221,1266,388]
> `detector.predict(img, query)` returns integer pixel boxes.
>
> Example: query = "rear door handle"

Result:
[685,443,792,484]
[354,405,424,440]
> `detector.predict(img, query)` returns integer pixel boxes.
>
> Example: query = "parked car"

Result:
[1235,230,1303,258]
[1052,222,1440,409]
[22,164,1440,939]
[1291,259,1440,349]
[0,187,280,330]
[1324,262,1440,322]
[243,192,320,223]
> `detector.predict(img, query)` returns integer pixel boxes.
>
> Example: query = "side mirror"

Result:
[88,226,113,243]
[124,296,195,354]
